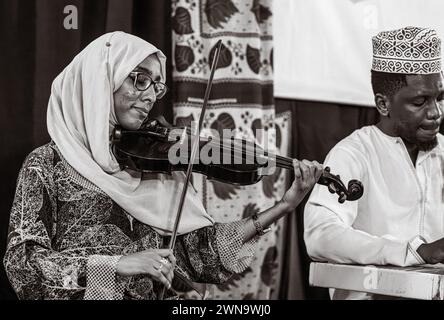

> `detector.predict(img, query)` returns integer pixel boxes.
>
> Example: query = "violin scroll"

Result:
[346,180,364,202]
[318,167,363,203]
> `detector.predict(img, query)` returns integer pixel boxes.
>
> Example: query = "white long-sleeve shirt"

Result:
[304,125,444,300]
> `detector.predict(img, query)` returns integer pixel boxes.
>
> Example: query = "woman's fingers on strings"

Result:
[315,161,324,181]
[292,159,302,178]
[313,160,324,180]
[299,160,310,181]
[302,159,314,177]
[302,159,324,182]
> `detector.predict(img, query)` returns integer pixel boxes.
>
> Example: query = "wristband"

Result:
[252,213,271,236]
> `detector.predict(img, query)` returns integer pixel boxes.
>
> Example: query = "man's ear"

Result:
[374,93,390,117]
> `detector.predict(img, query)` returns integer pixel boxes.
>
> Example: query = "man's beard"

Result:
[416,137,438,151]
[396,123,439,151]
[402,132,438,151]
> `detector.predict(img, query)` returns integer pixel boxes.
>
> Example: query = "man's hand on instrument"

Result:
[116,249,176,289]
[280,159,323,212]
[417,238,444,264]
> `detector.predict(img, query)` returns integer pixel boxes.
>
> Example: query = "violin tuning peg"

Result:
[338,192,347,203]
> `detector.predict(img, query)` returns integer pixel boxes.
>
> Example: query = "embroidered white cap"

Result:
[372,26,441,74]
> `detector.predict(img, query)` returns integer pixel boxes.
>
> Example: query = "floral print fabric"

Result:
[4,142,255,300]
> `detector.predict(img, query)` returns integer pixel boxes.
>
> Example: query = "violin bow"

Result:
[159,40,223,299]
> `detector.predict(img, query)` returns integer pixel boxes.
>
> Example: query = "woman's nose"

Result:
[140,85,157,103]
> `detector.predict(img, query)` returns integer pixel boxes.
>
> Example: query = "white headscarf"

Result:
[47,31,214,235]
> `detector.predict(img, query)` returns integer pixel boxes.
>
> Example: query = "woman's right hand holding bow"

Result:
[116,249,176,289]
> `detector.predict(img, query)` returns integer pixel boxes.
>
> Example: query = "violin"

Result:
[111,117,363,203]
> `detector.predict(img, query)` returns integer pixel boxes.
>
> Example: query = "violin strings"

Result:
[145,124,289,163]
[200,138,295,170]
[140,127,342,190]
[183,126,273,154]
[156,126,296,169]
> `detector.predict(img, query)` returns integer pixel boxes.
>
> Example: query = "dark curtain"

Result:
[275,98,380,300]
[0,0,171,300]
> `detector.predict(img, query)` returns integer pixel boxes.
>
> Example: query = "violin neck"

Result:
[267,153,294,171]
[269,154,327,178]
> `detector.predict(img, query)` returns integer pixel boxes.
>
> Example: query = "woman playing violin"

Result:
[3,32,323,300]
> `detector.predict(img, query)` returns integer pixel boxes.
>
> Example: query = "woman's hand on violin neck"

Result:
[281,159,323,212]
[116,249,176,289]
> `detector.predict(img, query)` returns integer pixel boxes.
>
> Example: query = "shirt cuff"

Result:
[215,221,258,274]
[406,236,427,265]
[84,255,124,300]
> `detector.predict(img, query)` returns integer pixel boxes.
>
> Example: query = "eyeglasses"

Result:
[128,72,168,99]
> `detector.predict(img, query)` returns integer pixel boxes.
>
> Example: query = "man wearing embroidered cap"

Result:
[304,26,444,299]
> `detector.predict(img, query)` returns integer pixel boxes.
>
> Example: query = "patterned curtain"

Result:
[171,0,290,299]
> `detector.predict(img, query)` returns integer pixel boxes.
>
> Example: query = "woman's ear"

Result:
[374,93,390,117]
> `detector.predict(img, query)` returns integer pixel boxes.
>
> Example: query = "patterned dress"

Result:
[3,142,256,300]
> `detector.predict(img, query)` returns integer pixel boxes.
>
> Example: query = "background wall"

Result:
[274,0,444,106]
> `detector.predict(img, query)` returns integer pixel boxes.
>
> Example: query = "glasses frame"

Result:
[129,71,168,99]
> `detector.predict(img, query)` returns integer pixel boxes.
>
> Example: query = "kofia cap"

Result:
[372,26,441,74]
